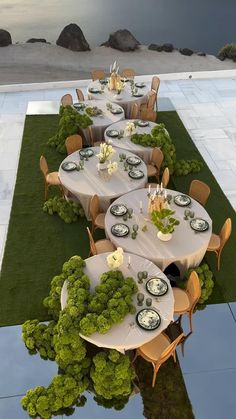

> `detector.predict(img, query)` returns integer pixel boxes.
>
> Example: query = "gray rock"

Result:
[56,23,90,51]
[197,51,206,57]
[148,43,163,52]
[162,43,174,52]
[27,38,48,43]
[104,29,139,52]
[0,29,12,47]
[179,48,194,56]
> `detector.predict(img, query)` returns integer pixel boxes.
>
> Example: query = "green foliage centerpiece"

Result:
[21,255,137,418]
[151,208,180,241]
[47,105,93,154]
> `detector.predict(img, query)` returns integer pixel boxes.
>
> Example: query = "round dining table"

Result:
[104,119,157,164]
[105,188,212,277]
[59,147,147,219]
[74,100,125,144]
[61,252,174,353]
[87,79,149,118]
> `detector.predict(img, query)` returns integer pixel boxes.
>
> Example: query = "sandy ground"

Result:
[0,43,235,84]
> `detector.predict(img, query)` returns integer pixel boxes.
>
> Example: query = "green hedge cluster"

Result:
[131,123,203,176]
[21,256,135,418]
[47,106,92,153]
[174,159,203,176]
[43,196,84,223]
[186,263,214,305]
[218,43,236,61]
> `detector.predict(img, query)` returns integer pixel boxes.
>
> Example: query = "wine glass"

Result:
[119,153,123,162]
[137,271,143,284]
[189,211,195,218]
[133,224,139,233]
[146,298,152,307]
[124,161,129,171]
[184,209,190,220]
[137,293,144,306]
[79,160,84,170]
[142,271,148,280]
[127,208,133,218]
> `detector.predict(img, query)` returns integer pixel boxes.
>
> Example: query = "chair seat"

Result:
[95,213,105,229]
[147,164,157,177]
[139,333,171,361]
[207,233,220,251]
[46,172,60,185]
[95,239,116,254]
[173,288,190,313]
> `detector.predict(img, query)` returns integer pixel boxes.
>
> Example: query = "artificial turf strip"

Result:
[157,112,236,304]
[1,111,235,328]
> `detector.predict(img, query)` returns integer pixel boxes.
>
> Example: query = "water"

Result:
[1,0,235,54]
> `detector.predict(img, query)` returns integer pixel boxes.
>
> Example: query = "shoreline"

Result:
[0,44,235,85]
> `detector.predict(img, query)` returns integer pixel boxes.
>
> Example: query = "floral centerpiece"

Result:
[107,161,118,175]
[151,208,180,241]
[124,121,136,137]
[96,142,116,169]
[107,247,124,269]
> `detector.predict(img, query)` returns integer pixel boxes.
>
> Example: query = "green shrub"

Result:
[218,43,236,60]
[22,320,56,360]
[186,263,214,305]
[47,106,93,154]
[43,196,84,223]
[174,159,203,176]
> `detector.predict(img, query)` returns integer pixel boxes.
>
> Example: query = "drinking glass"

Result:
[167,194,172,204]
[189,211,195,218]
[123,214,128,222]
[133,224,139,233]
[131,232,137,239]
[119,153,123,162]
[142,271,148,280]
[127,208,133,218]
[119,129,124,138]
[137,271,143,284]
[184,209,190,220]
[146,298,152,307]
[79,160,84,170]
[137,293,144,306]
[124,161,129,171]
[80,155,84,161]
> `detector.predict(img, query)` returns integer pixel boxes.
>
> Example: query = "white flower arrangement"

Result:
[124,121,136,137]
[96,142,116,163]
[107,247,124,269]
[107,161,118,175]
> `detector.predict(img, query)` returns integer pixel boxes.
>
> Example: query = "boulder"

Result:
[197,51,206,57]
[179,48,194,56]
[0,29,12,47]
[56,23,90,51]
[162,43,174,52]
[148,43,163,52]
[27,38,48,43]
[103,29,139,51]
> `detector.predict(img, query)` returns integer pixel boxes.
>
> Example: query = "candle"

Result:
[148,184,151,194]
[164,190,167,199]
[140,201,143,212]
[110,64,112,73]
[160,182,163,192]
[128,256,131,265]
[156,183,159,193]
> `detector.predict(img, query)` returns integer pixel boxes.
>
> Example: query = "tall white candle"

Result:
[140,201,143,211]
[128,256,131,265]
[156,183,159,193]
[148,184,151,194]
[160,182,163,192]
[164,190,167,199]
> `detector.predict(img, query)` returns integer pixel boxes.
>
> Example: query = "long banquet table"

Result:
[105,188,212,277]
[61,252,174,353]
[104,119,156,164]
[59,147,147,219]
[87,79,149,118]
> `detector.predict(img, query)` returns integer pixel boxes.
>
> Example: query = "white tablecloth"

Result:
[105,188,212,277]
[59,147,147,219]
[61,252,174,353]
[87,79,149,118]
[104,119,157,164]
[75,100,124,143]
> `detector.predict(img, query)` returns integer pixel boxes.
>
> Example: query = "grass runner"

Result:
[0,111,235,328]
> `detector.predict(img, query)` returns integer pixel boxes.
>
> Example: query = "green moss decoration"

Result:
[43,196,85,223]
[185,263,214,305]
[47,106,93,154]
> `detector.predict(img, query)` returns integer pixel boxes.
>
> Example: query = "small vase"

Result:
[157,231,172,241]
[97,162,108,171]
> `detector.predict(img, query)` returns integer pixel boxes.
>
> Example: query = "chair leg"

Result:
[217,250,221,271]
[152,364,160,388]
[172,350,177,363]
[132,350,139,364]
[44,182,48,201]
[189,312,193,333]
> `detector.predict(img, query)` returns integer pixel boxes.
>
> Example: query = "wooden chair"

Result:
[151,76,161,94]
[161,167,170,188]
[65,135,83,155]
[88,126,100,147]
[130,102,140,120]
[91,69,105,81]
[134,332,184,387]
[39,155,61,201]
[188,179,210,207]
[140,91,157,113]
[173,271,201,333]
[121,68,135,78]
[86,227,115,256]
[61,94,73,106]
[165,318,192,357]
[207,218,232,271]
[89,194,106,234]
[140,108,157,122]
[146,148,164,181]
[76,88,85,101]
